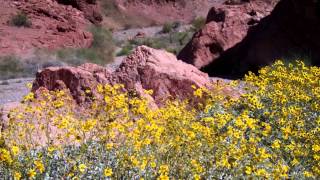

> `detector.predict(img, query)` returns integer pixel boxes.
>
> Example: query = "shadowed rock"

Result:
[178,0,278,69]
[179,0,320,79]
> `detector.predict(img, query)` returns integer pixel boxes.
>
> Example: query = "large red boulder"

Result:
[178,0,278,69]
[32,63,112,103]
[32,46,213,104]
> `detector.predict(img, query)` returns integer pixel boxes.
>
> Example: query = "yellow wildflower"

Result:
[106,142,113,150]
[11,146,19,156]
[34,160,45,173]
[78,164,87,173]
[194,174,201,180]
[304,171,313,177]
[14,171,22,180]
[312,144,320,152]
[245,166,252,175]
[27,169,36,179]
[150,161,157,168]
[104,168,113,177]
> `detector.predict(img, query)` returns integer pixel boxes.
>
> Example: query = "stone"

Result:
[32,46,213,105]
[55,0,103,24]
[202,0,320,78]
[178,0,278,69]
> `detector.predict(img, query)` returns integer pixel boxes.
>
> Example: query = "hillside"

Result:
[1,0,320,179]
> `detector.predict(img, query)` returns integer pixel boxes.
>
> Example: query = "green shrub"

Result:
[0,56,25,79]
[172,31,190,45]
[90,26,113,50]
[0,55,65,80]
[129,37,166,50]
[9,12,31,27]
[162,22,174,34]
[56,26,115,65]
[116,44,134,56]
[76,48,111,65]
[125,30,193,54]
[191,17,206,32]
[165,47,179,54]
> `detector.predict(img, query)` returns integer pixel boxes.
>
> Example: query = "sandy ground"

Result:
[0,78,33,105]
[113,25,192,42]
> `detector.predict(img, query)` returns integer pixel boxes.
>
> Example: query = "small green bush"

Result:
[90,26,113,50]
[116,44,134,56]
[166,47,179,54]
[9,12,31,27]
[191,17,206,32]
[0,56,24,79]
[172,31,190,45]
[0,55,65,80]
[129,37,166,50]
[125,30,193,55]
[56,26,115,65]
[162,22,174,34]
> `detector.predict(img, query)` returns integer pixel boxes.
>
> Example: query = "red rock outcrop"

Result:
[179,0,320,79]
[0,0,94,56]
[178,0,279,69]
[55,0,103,24]
[32,63,112,103]
[32,46,213,104]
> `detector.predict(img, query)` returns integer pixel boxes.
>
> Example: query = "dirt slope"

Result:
[0,0,93,57]
[109,0,226,27]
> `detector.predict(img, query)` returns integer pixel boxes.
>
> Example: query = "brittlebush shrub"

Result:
[0,60,319,179]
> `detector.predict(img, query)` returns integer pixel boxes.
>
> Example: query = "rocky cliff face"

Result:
[178,0,320,78]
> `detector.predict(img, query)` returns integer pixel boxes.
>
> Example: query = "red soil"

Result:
[0,0,93,57]
[115,0,223,24]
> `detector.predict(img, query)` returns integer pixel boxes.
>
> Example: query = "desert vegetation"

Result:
[0,56,43,80]
[116,24,196,56]
[9,12,31,27]
[56,26,115,65]
[190,17,206,32]
[0,60,319,179]
[1,0,320,179]
[0,55,64,80]
[116,17,205,57]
